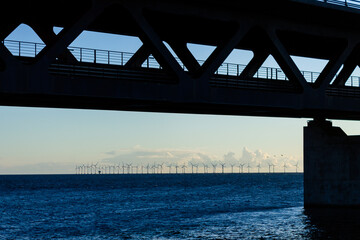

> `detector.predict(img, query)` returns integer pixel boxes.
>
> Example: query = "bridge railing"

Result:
[2,39,360,87]
[315,0,360,9]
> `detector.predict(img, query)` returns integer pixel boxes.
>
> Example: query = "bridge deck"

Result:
[3,0,360,119]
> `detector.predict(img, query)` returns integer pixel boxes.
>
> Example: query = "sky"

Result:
[1,24,360,174]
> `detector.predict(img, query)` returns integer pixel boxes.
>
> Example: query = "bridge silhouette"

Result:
[5,39,360,87]
[3,0,360,207]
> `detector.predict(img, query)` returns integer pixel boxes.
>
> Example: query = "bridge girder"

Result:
[2,0,360,119]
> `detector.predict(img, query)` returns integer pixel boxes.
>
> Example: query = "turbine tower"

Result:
[167,164,172,174]
[158,163,164,174]
[194,164,199,173]
[230,164,235,173]
[203,163,208,174]
[190,162,195,174]
[181,164,187,174]
[211,163,217,174]
[257,163,261,173]
[267,162,273,173]
[294,161,299,173]
[283,162,288,173]
[239,163,245,173]
[220,163,226,174]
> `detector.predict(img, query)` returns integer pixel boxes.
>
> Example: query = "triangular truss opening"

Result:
[290,55,329,84]
[276,29,348,89]
[256,55,288,81]
[4,23,45,58]
[187,43,216,66]
[344,66,360,87]
[141,54,162,69]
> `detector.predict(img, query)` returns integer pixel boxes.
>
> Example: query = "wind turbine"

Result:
[239,163,245,173]
[194,164,199,174]
[150,164,156,174]
[190,162,195,174]
[146,164,150,174]
[134,165,139,174]
[167,164,172,174]
[86,164,90,174]
[181,164,187,174]
[127,164,132,174]
[121,163,125,174]
[220,163,226,174]
[230,164,235,173]
[211,163,217,174]
[93,162,99,174]
[267,162,273,173]
[257,163,261,173]
[203,163,209,174]
[175,164,179,174]
[247,163,251,173]
[272,164,276,173]
[294,161,299,173]
[283,162,288,173]
[158,163,164,174]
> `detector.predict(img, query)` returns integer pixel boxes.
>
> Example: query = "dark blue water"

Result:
[0,174,359,239]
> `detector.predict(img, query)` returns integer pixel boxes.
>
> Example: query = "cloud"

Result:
[240,147,256,163]
[101,146,217,166]
[101,146,301,172]
[223,152,237,163]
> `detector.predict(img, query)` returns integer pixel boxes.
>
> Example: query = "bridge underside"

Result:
[2,0,360,120]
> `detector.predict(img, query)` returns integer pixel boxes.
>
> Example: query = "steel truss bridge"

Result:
[2,0,360,119]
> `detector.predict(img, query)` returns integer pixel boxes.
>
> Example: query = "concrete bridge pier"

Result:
[304,119,360,208]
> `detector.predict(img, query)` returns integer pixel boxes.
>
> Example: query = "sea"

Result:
[1,174,360,239]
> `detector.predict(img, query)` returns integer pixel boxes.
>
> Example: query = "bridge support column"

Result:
[304,119,360,208]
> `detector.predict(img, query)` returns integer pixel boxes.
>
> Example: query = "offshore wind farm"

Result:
[75,159,299,174]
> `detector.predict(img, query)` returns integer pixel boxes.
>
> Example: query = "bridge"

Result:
[2,0,360,207]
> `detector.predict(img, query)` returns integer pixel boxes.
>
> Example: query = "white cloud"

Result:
[101,146,218,166]
[101,146,302,173]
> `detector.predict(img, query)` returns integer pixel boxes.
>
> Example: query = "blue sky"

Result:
[1,24,360,174]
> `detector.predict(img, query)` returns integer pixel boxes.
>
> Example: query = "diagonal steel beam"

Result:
[35,1,109,67]
[239,51,269,79]
[315,42,356,90]
[197,24,251,81]
[124,5,185,79]
[267,28,310,92]
[31,23,77,64]
[331,47,360,86]
[125,44,152,68]
[168,41,201,74]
